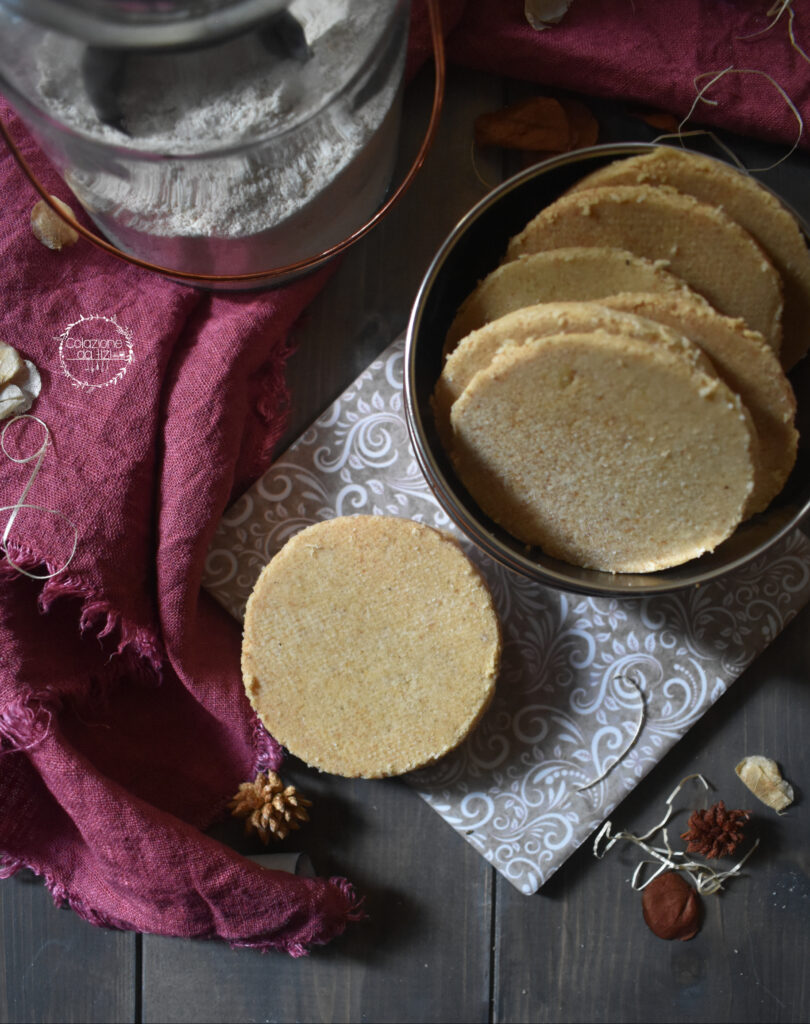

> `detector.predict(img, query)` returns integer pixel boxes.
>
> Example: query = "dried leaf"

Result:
[629,109,681,133]
[735,755,794,813]
[525,0,573,30]
[559,96,599,149]
[475,97,572,153]
[492,96,597,173]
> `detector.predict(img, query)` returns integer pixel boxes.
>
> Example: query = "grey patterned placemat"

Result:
[203,336,810,894]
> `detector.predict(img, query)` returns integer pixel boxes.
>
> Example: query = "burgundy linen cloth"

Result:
[0,104,363,955]
[437,0,810,152]
[1,0,809,958]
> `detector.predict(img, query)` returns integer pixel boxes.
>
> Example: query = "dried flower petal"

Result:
[30,196,79,252]
[0,341,25,387]
[735,755,794,813]
[0,341,41,420]
[525,0,573,30]
[0,384,27,420]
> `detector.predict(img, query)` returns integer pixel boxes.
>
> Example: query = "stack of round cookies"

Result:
[432,146,805,575]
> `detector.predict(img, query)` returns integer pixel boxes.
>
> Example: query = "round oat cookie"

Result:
[444,246,686,354]
[433,300,719,453]
[505,184,784,351]
[449,330,757,573]
[601,291,798,515]
[241,515,501,778]
[569,146,810,368]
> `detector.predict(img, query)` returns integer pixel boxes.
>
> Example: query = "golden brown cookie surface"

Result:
[433,300,717,453]
[505,184,784,352]
[241,515,501,778]
[601,290,797,515]
[449,330,757,573]
[444,246,686,354]
[569,146,810,369]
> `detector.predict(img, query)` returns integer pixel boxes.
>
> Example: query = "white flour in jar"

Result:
[30,0,406,274]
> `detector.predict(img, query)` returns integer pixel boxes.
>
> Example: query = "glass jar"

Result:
[0,0,411,285]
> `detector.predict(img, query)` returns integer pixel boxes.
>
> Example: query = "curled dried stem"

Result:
[651,129,748,173]
[593,774,759,896]
[678,66,803,171]
[469,139,498,193]
[738,0,810,64]
[576,675,645,792]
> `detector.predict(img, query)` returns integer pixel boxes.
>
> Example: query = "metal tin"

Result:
[405,142,810,596]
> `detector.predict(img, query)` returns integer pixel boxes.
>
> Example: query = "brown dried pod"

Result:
[628,107,681,133]
[641,871,703,941]
[558,96,599,150]
[229,771,312,845]
[681,801,751,858]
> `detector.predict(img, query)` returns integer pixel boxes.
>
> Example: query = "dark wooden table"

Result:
[3,65,809,1024]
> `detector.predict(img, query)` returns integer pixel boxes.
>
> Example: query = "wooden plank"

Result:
[142,771,493,1024]
[0,870,136,1024]
[141,65,504,1024]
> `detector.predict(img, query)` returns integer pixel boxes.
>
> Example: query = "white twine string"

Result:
[739,0,793,40]
[0,415,78,580]
[651,128,749,173]
[678,66,804,171]
[593,774,760,895]
[739,1,810,64]
[783,3,810,62]
[576,675,646,792]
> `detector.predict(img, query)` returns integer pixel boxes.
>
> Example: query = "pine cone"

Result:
[680,801,750,859]
[229,771,312,844]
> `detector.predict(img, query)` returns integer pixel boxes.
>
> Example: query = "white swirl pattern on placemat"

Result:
[202,335,810,894]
